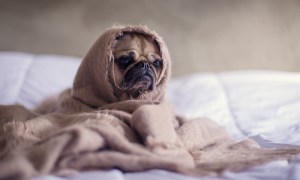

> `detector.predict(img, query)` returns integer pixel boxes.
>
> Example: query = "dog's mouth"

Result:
[131,75,153,90]
[122,67,156,97]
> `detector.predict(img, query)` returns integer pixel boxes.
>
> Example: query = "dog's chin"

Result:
[122,75,155,98]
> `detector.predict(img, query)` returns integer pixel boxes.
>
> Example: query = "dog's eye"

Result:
[153,59,163,69]
[116,56,133,69]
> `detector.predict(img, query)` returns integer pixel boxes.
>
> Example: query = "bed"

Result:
[1,51,299,180]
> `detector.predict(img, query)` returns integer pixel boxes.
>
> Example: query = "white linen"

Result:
[0,52,80,108]
[0,52,299,180]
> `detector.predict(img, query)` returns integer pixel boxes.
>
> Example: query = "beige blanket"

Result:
[0,25,299,180]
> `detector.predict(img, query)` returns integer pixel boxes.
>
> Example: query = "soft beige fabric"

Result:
[0,25,300,180]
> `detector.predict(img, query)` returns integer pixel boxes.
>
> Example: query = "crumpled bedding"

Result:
[1,51,300,180]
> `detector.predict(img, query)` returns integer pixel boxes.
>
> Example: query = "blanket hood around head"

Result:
[71,25,171,109]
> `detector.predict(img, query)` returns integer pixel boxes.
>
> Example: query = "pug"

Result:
[113,33,164,99]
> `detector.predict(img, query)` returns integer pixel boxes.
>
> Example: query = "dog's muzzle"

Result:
[122,61,156,92]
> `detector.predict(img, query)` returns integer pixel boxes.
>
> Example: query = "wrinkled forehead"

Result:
[113,33,161,57]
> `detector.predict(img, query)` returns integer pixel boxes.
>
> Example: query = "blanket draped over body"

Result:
[0,25,299,180]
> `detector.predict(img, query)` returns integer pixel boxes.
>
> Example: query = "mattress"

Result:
[0,51,299,180]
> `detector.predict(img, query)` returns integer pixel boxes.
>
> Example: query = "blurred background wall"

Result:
[0,0,299,77]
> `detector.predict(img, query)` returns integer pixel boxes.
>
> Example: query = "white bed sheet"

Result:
[0,52,299,180]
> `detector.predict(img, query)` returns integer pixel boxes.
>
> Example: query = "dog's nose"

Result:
[138,61,150,69]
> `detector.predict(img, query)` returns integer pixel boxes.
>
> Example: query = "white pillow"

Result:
[0,51,80,108]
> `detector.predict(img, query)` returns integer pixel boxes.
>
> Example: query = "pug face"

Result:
[113,33,163,99]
